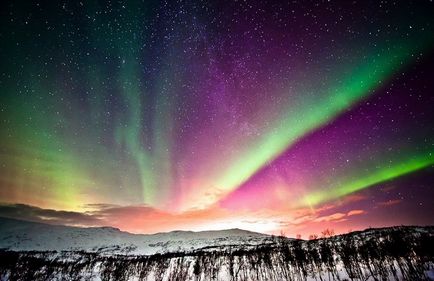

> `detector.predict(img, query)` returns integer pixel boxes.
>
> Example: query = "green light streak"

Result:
[114,54,178,207]
[302,154,434,207]
[152,74,175,206]
[115,56,157,205]
[213,41,431,196]
[109,1,172,206]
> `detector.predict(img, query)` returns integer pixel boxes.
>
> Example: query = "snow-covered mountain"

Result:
[0,217,433,281]
[0,217,270,255]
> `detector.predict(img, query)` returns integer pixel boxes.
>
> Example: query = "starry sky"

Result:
[0,0,433,237]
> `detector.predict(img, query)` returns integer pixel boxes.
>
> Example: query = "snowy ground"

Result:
[0,217,433,281]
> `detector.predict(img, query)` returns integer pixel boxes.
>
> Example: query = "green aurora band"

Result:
[204,39,434,207]
[1,0,433,214]
[302,153,434,207]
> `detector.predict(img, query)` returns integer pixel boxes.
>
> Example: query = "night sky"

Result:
[0,0,433,237]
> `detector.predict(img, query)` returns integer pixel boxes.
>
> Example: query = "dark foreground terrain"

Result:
[0,223,433,280]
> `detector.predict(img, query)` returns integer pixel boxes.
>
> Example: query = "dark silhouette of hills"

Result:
[0,217,433,280]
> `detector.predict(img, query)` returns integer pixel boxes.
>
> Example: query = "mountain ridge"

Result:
[0,216,265,237]
[0,216,270,255]
[0,219,432,280]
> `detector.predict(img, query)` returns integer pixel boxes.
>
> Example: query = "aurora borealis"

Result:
[0,0,433,237]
